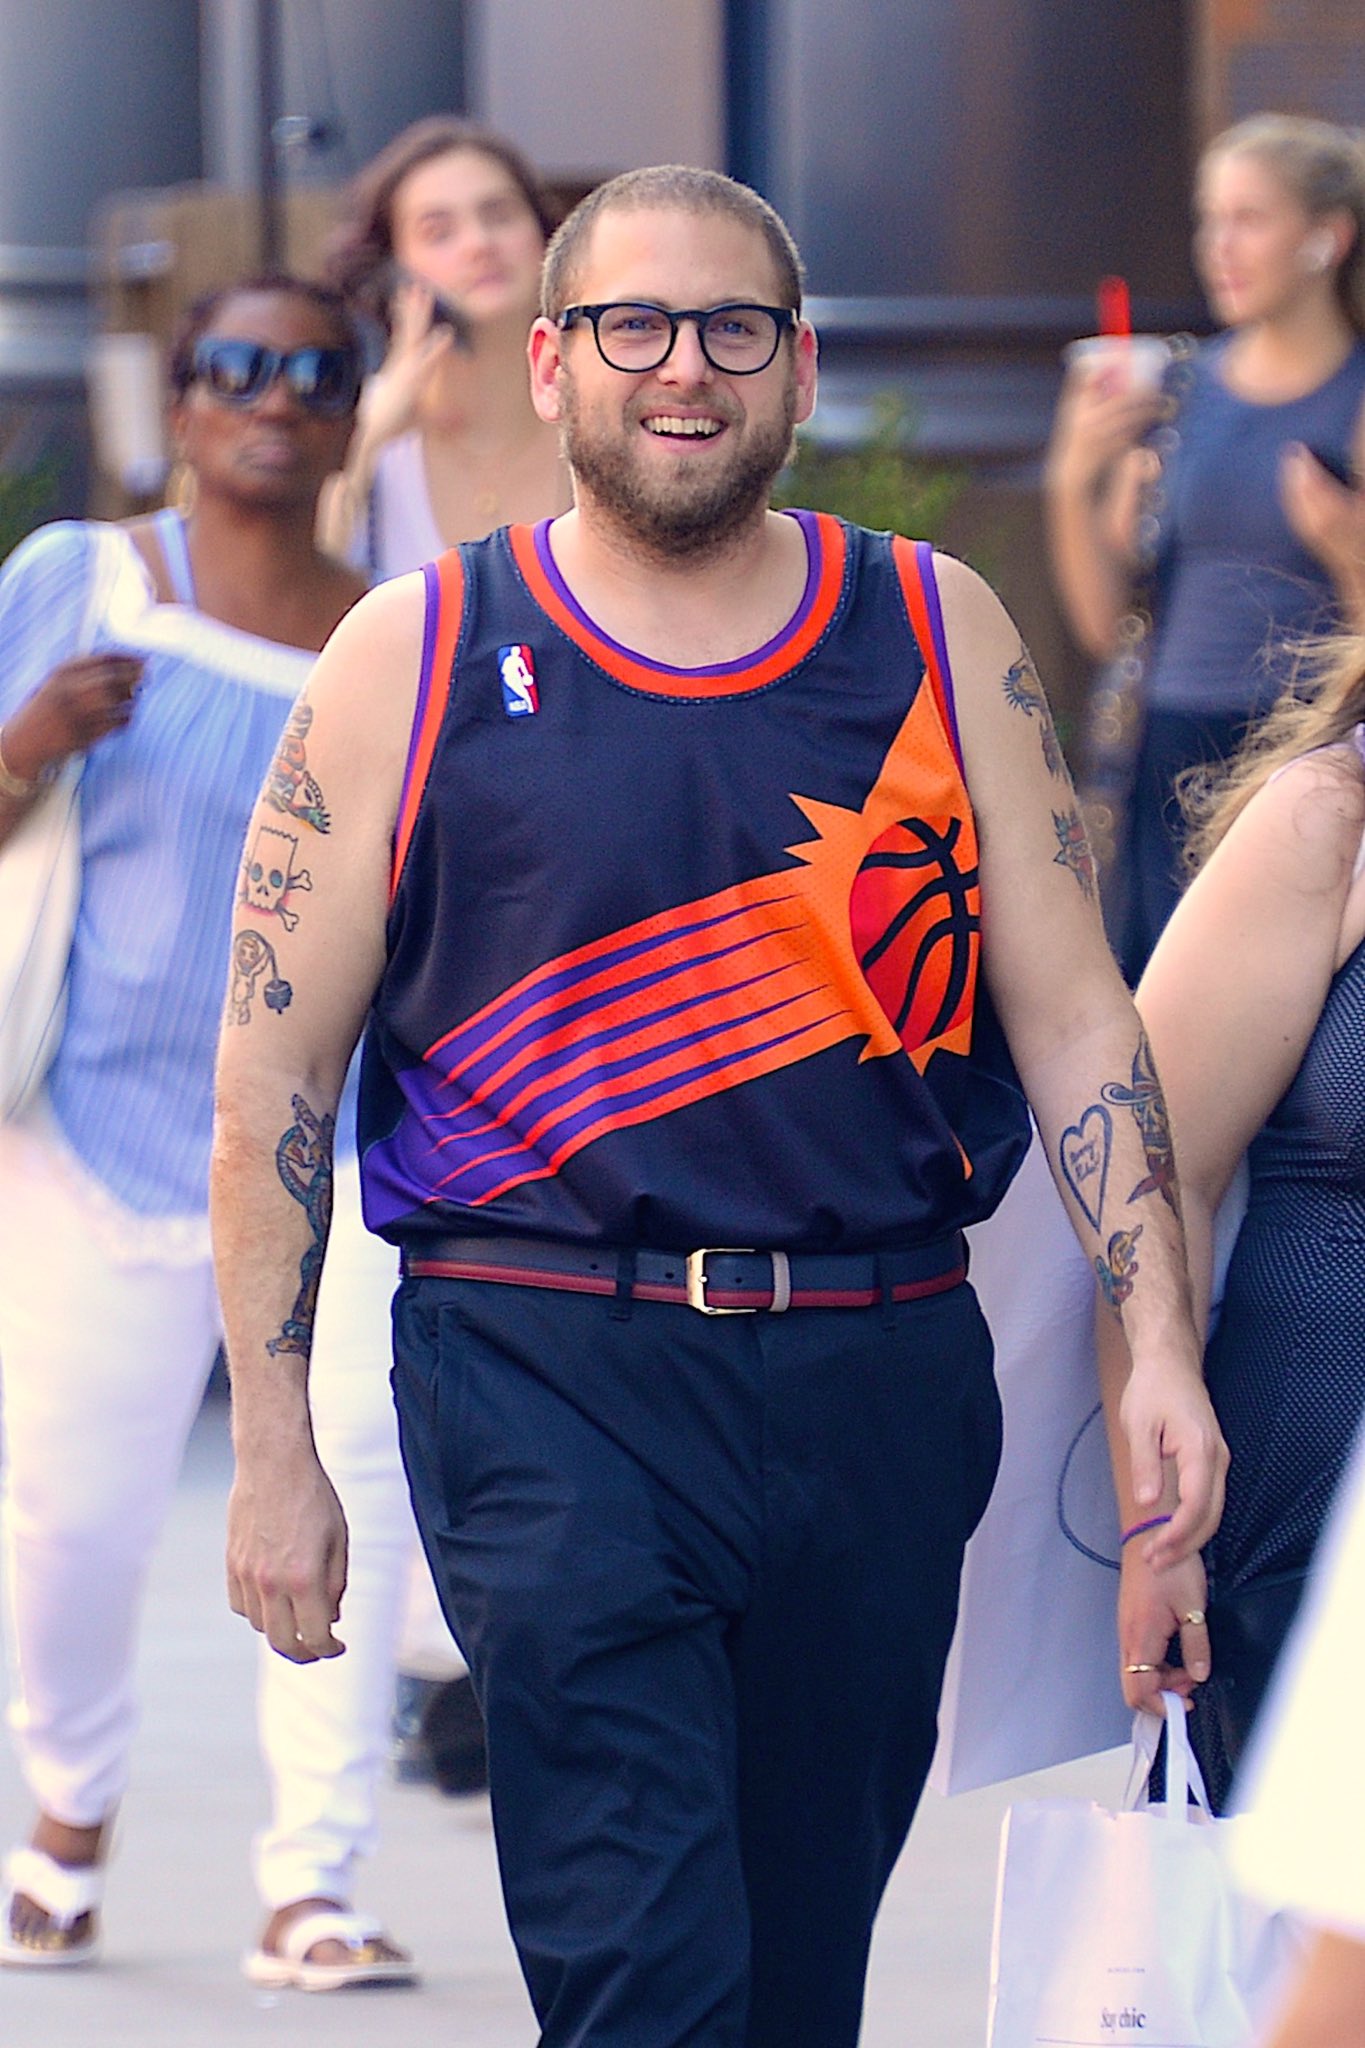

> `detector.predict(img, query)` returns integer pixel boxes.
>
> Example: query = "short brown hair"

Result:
[540,165,805,320]
[327,116,559,323]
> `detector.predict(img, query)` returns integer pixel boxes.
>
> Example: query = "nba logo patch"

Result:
[497,644,539,718]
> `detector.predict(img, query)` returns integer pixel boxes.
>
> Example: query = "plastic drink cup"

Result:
[1062,334,1171,393]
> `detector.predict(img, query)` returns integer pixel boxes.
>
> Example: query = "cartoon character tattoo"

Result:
[1095,1224,1143,1314]
[1052,808,1098,900]
[240,824,312,932]
[1059,1102,1113,1232]
[265,1094,335,1359]
[227,930,293,1025]
[1102,1029,1179,1213]
[1003,651,1066,778]
[265,702,330,833]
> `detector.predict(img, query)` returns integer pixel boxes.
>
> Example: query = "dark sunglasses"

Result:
[190,337,361,416]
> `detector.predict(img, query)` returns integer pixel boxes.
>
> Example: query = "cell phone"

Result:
[369,260,473,350]
[1305,445,1356,488]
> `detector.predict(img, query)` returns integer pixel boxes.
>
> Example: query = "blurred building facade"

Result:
[0,0,1359,686]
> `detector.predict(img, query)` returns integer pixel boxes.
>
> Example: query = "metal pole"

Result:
[255,0,281,268]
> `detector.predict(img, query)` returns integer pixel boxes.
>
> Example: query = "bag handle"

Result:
[1123,1690,1213,1821]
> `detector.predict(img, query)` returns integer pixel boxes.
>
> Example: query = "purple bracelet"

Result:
[1121,1513,1173,1546]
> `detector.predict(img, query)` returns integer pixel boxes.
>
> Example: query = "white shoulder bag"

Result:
[0,525,133,1121]
[0,755,83,1119]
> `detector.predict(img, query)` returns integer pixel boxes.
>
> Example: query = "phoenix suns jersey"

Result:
[358,511,1029,1251]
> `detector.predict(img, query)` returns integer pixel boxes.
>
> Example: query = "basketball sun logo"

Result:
[497,644,539,718]
[850,815,979,1055]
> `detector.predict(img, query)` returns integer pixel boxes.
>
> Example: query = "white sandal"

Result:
[243,1907,418,1993]
[0,1846,103,1968]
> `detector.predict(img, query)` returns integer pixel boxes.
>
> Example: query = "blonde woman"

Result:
[1103,629,1365,1808]
[1046,114,1365,979]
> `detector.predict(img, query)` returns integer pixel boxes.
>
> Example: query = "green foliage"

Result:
[0,454,61,563]
[773,392,968,541]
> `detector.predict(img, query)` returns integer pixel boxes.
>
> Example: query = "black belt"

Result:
[399,1232,967,1314]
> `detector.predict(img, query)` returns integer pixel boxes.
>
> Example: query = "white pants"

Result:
[0,1113,220,1827]
[252,1158,462,1911]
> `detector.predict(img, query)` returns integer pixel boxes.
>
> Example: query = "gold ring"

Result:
[1124,1663,1157,1674]
[1182,1610,1206,1627]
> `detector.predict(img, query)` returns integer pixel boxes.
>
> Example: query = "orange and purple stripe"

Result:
[509,512,847,698]
[391,550,464,899]
[893,539,962,770]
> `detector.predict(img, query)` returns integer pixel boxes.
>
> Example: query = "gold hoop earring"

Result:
[166,460,197,519]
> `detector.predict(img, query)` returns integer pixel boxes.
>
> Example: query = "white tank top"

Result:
[368,430,447,580]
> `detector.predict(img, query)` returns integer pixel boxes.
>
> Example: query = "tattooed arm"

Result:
[211,572,426,1662]
[1100,744,1365,1706]
[935,553,1226,1566]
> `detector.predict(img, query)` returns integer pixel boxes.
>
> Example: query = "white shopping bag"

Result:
[934,1134,1252,1795]
[933,1130,1128,1792]
[986,1693,1304,2048]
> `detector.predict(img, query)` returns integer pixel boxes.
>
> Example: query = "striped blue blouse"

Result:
[0,519,314,1216]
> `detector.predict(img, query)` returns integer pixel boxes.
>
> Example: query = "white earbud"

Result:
[1302,231,1335,273]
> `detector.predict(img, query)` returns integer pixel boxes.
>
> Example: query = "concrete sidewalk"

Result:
[0,1392,1123,2046]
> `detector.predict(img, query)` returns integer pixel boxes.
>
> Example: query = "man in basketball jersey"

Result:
[213,167,1225,2046]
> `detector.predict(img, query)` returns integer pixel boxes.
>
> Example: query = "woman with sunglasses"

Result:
[0,275,365,1968]
[238,117,572,2000]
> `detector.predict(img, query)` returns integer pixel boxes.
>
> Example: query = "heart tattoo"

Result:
[1059,1103,1113,1233]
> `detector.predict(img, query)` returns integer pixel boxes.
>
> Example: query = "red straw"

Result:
[1097,275,1131,338]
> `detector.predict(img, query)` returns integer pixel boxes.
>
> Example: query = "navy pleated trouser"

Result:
[392,1266,999,2048]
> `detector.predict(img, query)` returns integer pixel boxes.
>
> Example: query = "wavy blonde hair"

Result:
[1181,631,1365,872]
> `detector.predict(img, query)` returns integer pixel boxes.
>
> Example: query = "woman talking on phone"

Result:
[320,115,569,569]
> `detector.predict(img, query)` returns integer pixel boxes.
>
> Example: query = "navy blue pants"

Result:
[392,1272,999,2048]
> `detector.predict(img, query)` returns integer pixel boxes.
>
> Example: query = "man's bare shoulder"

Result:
[297,570,429,831]
[925,549,1010,641]
[317,568,427,671]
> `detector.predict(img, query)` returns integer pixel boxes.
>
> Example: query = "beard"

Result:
[560,374,797,561]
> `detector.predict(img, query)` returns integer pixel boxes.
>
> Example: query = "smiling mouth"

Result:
[642,415,725,440]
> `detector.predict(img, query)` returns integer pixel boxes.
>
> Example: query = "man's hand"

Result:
[1118,1547,1210,1715]
[1118,1355,1228,1567]
[226,1452,348,1663]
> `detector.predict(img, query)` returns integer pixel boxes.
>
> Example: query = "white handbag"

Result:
[0,524,136,1122]
[0,758,83,1121]
[986,1692,1305,2048]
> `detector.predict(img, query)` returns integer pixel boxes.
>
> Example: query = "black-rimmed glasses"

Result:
[556,302,797,375]
[190,338,362,416]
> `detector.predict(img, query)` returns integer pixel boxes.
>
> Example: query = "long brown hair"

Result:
[1200,114,1365,335]
[326,116,559,322]
[1182,631,1365,871]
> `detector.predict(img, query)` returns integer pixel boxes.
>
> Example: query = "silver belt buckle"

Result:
[685,1247,791,1314]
